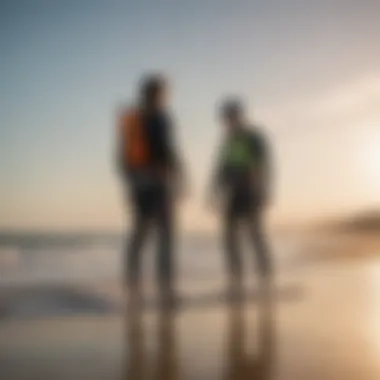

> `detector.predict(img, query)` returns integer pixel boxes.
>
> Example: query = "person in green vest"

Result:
[208,97,273,296]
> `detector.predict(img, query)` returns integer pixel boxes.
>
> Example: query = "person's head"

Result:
[219,97,245,132]
[139,73,168,109]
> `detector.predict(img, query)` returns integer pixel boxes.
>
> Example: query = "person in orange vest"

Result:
[117,74,184,308]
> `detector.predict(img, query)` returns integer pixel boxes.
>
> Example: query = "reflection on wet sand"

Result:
[155,310,179,380]
[124,309,146,379]
[124,307,179,380]
[223,297,275,380]
[124,293,275,380]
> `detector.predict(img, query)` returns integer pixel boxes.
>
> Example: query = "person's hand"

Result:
[257,182,271,207]
[176,175,190,200]
[171,172,190,201]
[204,187,221,213]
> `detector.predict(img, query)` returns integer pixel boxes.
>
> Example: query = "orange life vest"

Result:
[119,108,150,169]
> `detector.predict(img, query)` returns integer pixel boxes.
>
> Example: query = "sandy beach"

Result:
[0,233,380,380]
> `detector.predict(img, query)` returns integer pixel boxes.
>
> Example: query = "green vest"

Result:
[222,134,254,168]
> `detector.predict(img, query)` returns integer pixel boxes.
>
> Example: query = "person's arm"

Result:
[211,143,226,193]
[251,130,273,205]
[158,113,183,175]
[152,112,188,196]
[205,140,227,209]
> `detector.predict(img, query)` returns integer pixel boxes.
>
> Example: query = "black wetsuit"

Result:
[119,108,180,292]
[214,127,272,280]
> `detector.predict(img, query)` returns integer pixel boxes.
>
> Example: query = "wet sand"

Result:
[1,255,380,380]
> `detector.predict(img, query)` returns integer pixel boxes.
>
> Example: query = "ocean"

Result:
[0,231,304,287]
[0,229,376,319]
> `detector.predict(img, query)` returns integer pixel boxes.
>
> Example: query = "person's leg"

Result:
[223,207,243,291]
[246,209,272,277]
[125,190,150,292]
[155,184,175,303]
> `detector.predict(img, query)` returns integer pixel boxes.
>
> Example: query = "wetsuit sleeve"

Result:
[151,112,182,174]
[250,130,273,203]
[210,139,227,191]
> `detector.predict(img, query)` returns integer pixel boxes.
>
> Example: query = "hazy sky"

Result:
[1,0,379,231]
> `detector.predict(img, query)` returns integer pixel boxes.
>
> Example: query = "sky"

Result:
[1,0,380,231]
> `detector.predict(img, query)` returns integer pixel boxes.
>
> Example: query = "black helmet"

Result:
[220,97,244,118]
